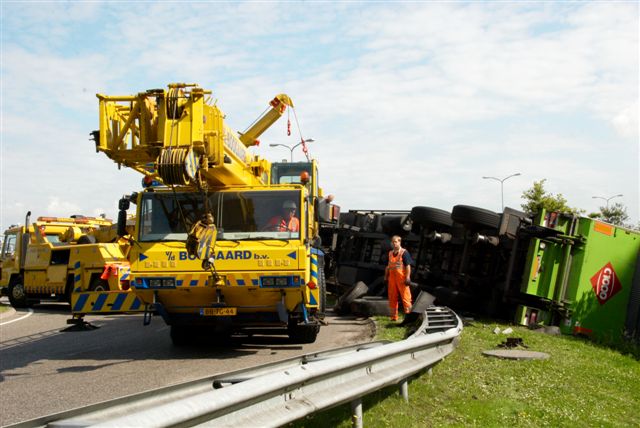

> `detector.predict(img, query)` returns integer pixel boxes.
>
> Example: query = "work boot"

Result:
[401,312,419,325]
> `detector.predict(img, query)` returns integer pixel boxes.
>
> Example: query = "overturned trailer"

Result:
[331,205,640,345]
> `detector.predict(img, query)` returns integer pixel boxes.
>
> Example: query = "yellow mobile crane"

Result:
[93,83,332,344]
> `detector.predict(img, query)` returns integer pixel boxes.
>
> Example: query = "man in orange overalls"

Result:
[384,235,413,321]
[265,200,300,232]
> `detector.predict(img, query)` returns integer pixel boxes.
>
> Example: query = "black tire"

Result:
[451,205,500,230]
[63,275,74,303]
[351,297,390,317]
[410,206,453,228]
[288,321,320,344]
[334,281,368,315]
[170,325,193,346]
[89,276,109,291]
[380,215,412,235]
[8,279,28,308]
[77,235,97,244]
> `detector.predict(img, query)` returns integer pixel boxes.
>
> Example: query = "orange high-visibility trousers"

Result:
[388,275,412,320]
[387,248,412,320]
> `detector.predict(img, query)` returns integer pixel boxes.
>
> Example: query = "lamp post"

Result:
[482,173,521,211]
[592,194,623,209]
[269,139,315,162]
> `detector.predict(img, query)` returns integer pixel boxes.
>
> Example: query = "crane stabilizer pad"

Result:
[482,349,550,360]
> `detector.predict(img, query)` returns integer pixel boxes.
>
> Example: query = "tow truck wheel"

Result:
[288,320,320,344]
[8,280,28,308]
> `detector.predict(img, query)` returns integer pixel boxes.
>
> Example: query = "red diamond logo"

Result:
[590,262,622,305]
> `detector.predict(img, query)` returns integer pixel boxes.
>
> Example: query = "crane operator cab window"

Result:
[271,162,316,189]
[139,193,219,242]
[138,190,301,242]
[218,190,301,240]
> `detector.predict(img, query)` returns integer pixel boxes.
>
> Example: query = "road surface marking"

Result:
[0,309,34,326]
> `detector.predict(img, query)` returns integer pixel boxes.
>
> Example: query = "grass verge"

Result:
[0,304,11,313]
[293,316,640,427]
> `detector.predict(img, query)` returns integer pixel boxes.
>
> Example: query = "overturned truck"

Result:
[331,205,640,345]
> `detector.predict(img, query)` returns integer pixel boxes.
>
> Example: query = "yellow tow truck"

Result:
[0,213,140,314]
[93,83,337,344]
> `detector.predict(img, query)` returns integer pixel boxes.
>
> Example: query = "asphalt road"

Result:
[0,298,374,426]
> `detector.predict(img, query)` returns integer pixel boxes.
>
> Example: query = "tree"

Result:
[588,202,629,226]
[521,179,581,216]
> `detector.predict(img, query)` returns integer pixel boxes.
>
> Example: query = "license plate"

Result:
[200,307,237,316]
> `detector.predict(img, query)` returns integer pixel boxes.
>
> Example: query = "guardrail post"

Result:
[399,379,409,402]
[351,397,363,428]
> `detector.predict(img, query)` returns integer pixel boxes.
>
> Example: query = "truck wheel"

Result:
[64,276,74,303]
[170,325,193,346]
[8,280,28,308]
[288,321,320,344]
[410,206,453,229]
[451,205,500,230]
[350,297,390,317]
[89,277,109,291]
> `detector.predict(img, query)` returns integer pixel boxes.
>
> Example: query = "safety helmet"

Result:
[282,200,297,209]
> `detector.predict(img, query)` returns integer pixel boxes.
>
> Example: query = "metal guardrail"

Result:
[10,307,462,428]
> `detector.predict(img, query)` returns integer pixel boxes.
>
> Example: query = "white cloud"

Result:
[46,197,81,215]
[612,102,639,139]
[1,1,638,231]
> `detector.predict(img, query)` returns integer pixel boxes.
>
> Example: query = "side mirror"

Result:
[118,197,131,211]
[117,197,130,237]
[117,210,127,237]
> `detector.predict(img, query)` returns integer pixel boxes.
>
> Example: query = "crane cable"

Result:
[241,105,271,135]
[166,88,190,237]
[290,107,310,161]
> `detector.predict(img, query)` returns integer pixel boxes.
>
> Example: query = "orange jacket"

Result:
[267,216,300,232]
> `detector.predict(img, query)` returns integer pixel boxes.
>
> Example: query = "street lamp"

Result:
[269,139,315,162]
[592,194,623,209]
[482,173,521,211]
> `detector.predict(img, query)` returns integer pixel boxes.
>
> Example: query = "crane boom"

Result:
[238,94,293,147]
[94,83,293,188]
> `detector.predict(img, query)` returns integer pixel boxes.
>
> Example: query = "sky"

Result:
[1,1,638,231]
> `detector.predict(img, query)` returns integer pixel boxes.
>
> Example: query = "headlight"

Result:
[262,277,275,286]
[275,277,289,286]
